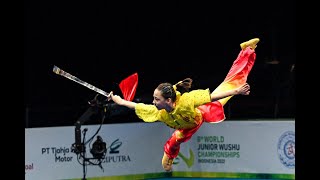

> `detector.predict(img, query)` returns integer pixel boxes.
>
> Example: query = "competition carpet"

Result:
[147,178,282,180]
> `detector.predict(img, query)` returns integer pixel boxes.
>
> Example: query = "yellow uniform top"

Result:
[135,89,211,129]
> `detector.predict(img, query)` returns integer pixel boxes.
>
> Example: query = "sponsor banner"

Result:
[25,122,170,180]
[172,120,295,178]
[26,120,295,180]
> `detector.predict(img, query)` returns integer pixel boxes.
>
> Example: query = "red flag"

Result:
[119,73,138,101]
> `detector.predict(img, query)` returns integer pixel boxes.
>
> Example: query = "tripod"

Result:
[71,100,107,180]
[80,128,89,180]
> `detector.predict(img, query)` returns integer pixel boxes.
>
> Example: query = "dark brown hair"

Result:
[156,78,193,102]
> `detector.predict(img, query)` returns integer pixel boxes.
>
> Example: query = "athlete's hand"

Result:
[108,91,124,105]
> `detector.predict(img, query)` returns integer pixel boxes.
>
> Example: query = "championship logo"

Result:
[277,131,295,169]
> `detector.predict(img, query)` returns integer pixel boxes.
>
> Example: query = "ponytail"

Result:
[157,78,193,102]
[174,78,193,94]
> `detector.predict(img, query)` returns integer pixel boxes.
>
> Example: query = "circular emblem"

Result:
[277,131,295,169]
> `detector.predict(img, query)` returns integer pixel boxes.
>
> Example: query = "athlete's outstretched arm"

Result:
[108,91,137,109]
[210,83,250,102]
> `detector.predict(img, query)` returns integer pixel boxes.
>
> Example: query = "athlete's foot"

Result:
[240,38,260,50]
[162,152,173,171]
